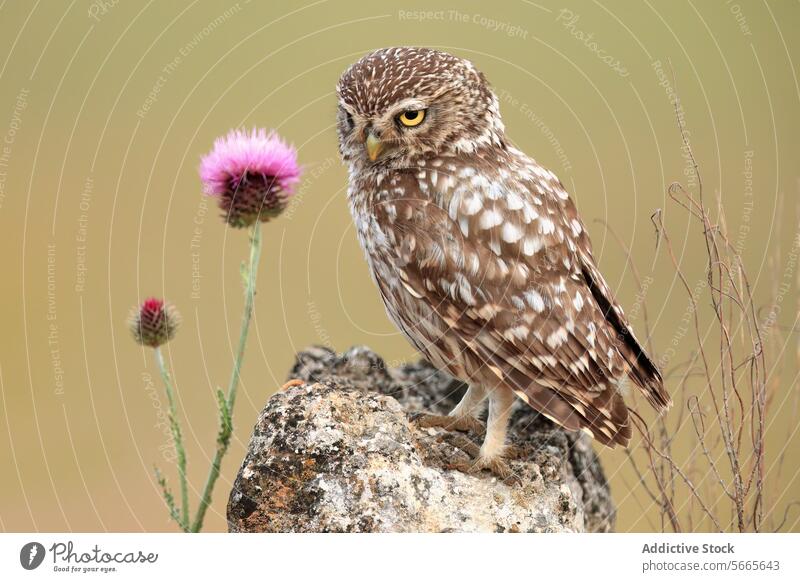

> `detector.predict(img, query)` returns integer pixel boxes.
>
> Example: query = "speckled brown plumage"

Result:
[336,47,670,477]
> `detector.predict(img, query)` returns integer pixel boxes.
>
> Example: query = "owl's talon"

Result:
[442,432,481,458]
[411,413,485,435]
[445,459,474,474]
[447,454,521,486]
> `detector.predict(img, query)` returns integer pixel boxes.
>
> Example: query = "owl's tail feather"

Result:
[560,388,632,447]
[579,259,672,413]
[625,352,672,413]
[502,366,632,448]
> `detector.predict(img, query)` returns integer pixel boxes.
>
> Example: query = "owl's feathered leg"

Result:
[447,384,519,483]
[481,384,516,460]
[449,382,487,424]
[412,383,486,434]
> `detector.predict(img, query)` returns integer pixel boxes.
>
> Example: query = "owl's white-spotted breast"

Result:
[336,47,670,480]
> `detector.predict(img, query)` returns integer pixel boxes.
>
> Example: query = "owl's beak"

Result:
[365,131,384,161]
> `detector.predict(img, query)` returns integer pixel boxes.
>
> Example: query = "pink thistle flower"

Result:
[199,128,301,228]
[129,298,180,347]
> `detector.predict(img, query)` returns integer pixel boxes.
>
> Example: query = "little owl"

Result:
[336,47,670,481]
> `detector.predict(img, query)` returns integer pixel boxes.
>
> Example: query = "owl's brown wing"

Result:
[575,245,671,411]
[376,193,639,446]
[541,175,671,412]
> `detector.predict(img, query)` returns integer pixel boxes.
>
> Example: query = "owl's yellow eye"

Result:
[397,109,426,128]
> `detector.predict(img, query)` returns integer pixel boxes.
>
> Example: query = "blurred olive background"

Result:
[0,0,798,533]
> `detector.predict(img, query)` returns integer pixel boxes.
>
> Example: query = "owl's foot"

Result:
[504,444,525,460]
[441,432,481,458]
[411,412,485,435]
[447,452,520,486]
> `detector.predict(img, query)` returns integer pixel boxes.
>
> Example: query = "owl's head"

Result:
[336,47,505,169]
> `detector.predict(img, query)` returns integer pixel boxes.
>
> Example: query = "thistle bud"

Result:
[129,298,180,347]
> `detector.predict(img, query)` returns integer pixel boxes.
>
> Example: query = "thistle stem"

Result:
[154,346,189,531]
[192,223,262,532]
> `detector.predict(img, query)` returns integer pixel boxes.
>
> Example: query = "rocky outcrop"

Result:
[227,346,616,532]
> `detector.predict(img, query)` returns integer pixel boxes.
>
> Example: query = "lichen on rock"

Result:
[227,346,616,532]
